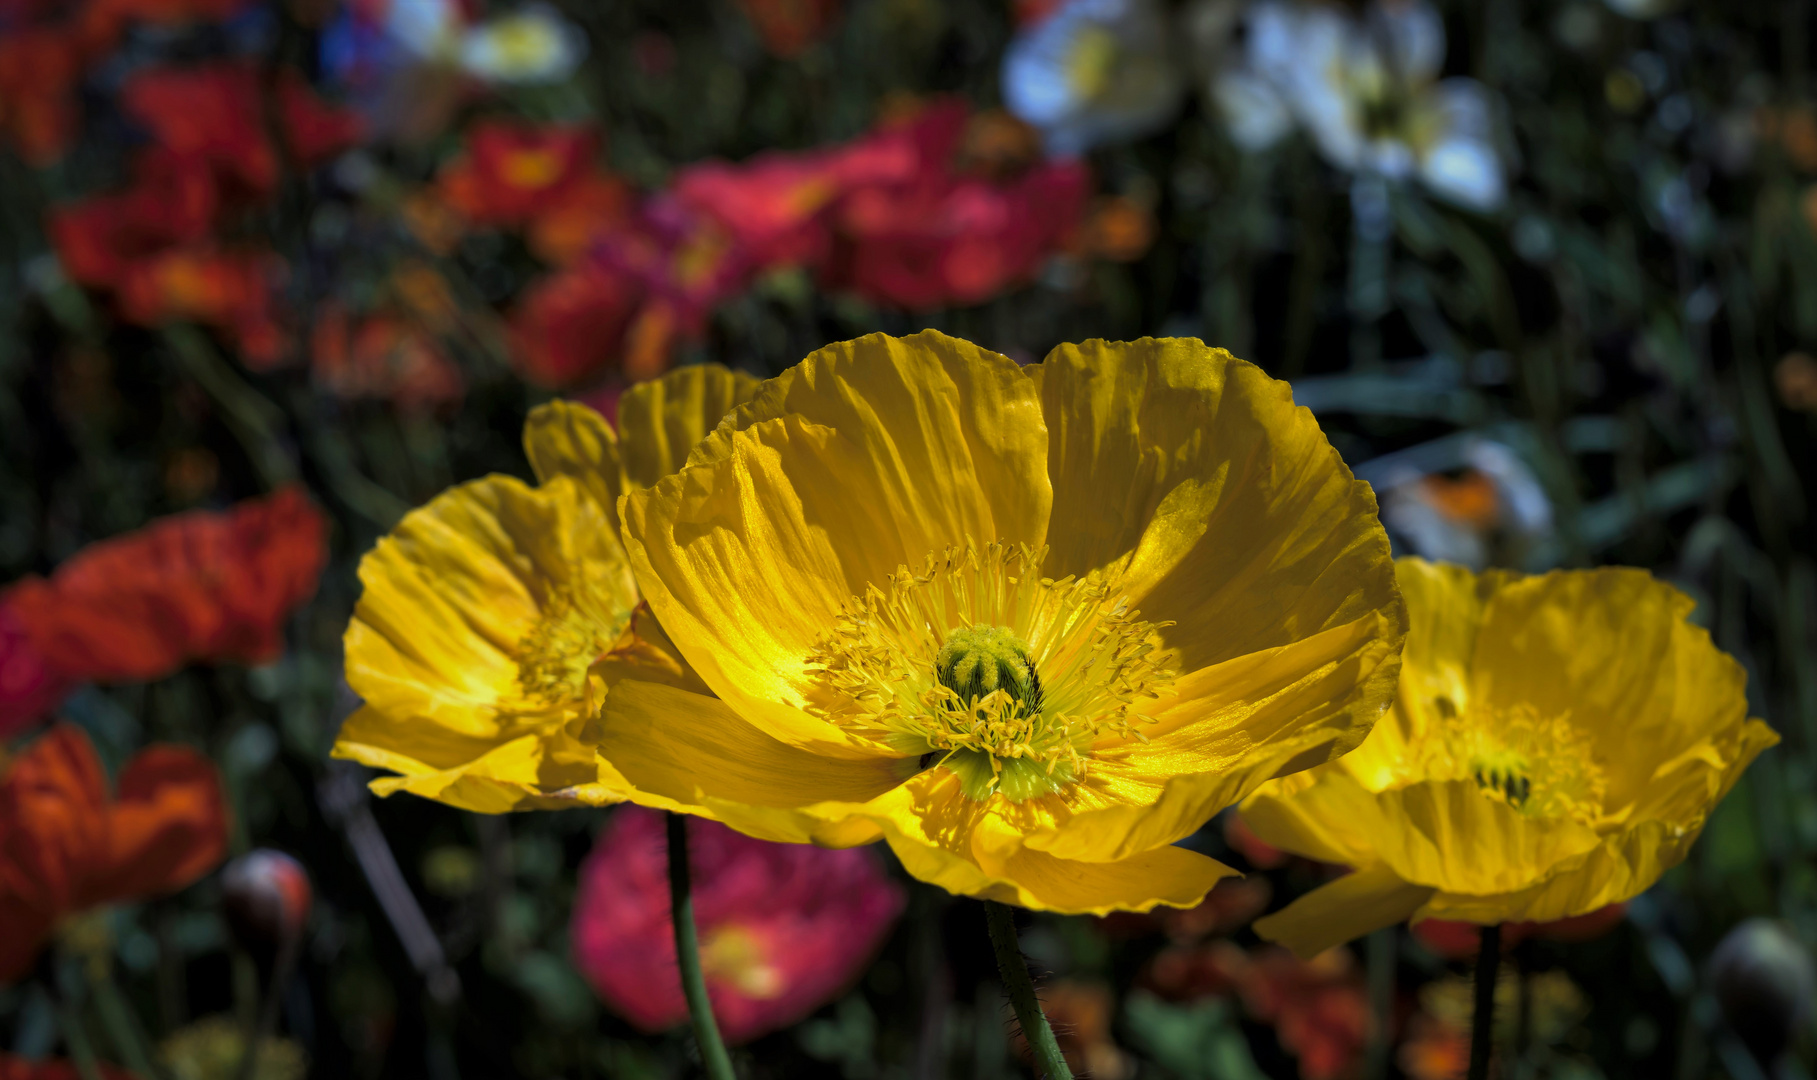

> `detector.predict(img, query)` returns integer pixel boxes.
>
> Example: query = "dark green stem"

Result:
[233,928,301,1080]
[55,996,105,1080]
[667,813,736,1080]
[1468,924,1502,1080]
[1363,927,1395,1080]
[92,966,166,1080]
[984,900,1072,1080]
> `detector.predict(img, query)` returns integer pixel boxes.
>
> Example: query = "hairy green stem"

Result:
[667,813,736,1080]
[984,900,1072,1080]
[1468,924,1502,1080]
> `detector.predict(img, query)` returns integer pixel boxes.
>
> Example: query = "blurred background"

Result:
[1,0,1815,1077]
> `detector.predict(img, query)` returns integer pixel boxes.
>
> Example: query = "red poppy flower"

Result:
[115,245,288,368]
[0,605,69,741]
[0,1054,138,1080]
[731,0,840,57]
[311,303,464,412]
[0,28,83,166]
[571,807,905,1044]
[0,488,326,720]
[439,121,602,229]
[0,724,228,981]
[508,260,646,389]
[120,63,362,203]
[50,152,219,288]
[825,100,1090,308]
[1412,904,1630,961]
[670,133,913,271]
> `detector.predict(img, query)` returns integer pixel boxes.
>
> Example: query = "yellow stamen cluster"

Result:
[1417,698,1606,824]
[804,542,1176,801]
[516,589,634,709]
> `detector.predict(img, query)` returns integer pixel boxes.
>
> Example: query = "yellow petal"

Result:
[1019,608,1403,862]
[1253,863,1435,958]
[866,773,1237,913]
[591,604,712,696]
[621,340,1052,755]
[686,330,1052,547]
[617,363,762,492]
[1469,567,1748,813]
[596,679,913,841]
[1369,779,1604,896]
[1341,558,1491,790]
[335,709,625,813]
[338,474,637,807]
[1241,766,1392,869]
[523,399,622,524]
[1038,337,1405,676]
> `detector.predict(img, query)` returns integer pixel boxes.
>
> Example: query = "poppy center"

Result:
[934,625,1041,719]
[1422,699,1606,824]
[515,589,635,710]
[805,541,1177,803]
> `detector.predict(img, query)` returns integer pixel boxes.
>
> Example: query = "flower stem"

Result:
[667,812,736,1080]
[983,900,1073,1080]
[1468,924,1502,1080]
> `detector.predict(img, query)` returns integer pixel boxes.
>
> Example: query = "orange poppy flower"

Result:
[0,724,228,982]
[0,488,326,732]
[115,245,289,368]
[438,121,602,229]
[311,303,464,412]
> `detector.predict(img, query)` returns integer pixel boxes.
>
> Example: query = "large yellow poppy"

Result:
[332,365,759,813]
[1244,558,1779,957]
[596,330,1408,913]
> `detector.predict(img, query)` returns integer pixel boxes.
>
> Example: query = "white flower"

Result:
[1001,0,1185,155]
[1213,0,1506,210]
[459,5,589,86]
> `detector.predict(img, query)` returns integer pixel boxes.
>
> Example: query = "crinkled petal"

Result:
[524,399,622,525]
[1340,557,1488,791]
[597,679,913,841]
[617,363,763,494]
[1038,337,1404,678]
[338,474,637,802]
[624,334,1050,754]
[1470,567,1730,817]
[1020,609,1402,862]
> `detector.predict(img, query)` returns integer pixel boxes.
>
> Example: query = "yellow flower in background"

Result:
[331,365,759,813]
[1243,558,1779,958]
[597,330,1408,913]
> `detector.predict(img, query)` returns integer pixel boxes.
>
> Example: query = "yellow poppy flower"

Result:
[331,365,760,813]
[596,330,1408,913]
[1243,557,1779,957]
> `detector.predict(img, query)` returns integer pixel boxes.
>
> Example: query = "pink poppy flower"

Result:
[571,807,905,1044]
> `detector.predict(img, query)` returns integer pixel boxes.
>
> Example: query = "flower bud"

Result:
[222,849,313,951]
[1709,918,1815,1067]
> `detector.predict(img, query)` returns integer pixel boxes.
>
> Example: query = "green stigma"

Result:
[934,624,1041,716]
